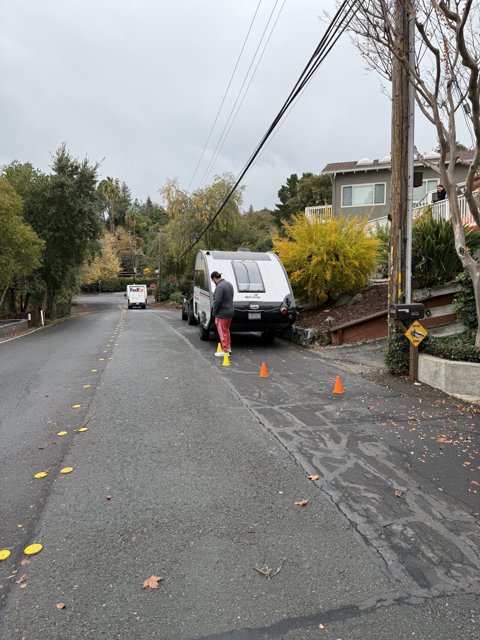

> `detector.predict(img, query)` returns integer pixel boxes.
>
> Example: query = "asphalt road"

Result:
[0,293,479,640]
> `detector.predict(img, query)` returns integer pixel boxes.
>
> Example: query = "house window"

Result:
[341,183,386,207]
[232,260,265,292]
[413,178,439,203]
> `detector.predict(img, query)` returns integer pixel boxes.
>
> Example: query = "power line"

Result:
[186,0,263,193]
[177,0,357,261]
[198,0,286,189]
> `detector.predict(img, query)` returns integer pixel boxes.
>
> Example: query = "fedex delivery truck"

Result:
[126,284,147,309]
[193,250,297,342]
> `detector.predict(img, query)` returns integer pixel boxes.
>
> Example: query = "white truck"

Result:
[126,284,147,309]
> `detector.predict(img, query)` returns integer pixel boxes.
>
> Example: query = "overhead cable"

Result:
[177,0,357,261]
[198,0,286,189]
[186,0,264,193]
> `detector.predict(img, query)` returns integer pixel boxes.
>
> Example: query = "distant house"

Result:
[316,150,475,225]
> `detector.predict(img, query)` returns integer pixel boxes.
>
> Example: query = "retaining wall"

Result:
[418,354,480,402]
[0,319,29,338]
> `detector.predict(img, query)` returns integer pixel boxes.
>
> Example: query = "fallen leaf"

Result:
[56,602,66,609]
[471,480,479,486]
[319,623,325,629]
[463,462,471,466]
[16,574,27,584]
[394,490,404,498]
[19,583,27,589]
[105,495,112,500]
[308,475,319,481]
[142,575,162,589]
[20,559,30,566]
[436,436,453,443]
[294,499,309,506]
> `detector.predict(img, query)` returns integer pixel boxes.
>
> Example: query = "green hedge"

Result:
[81,278,156,293]
[422,331,480,363]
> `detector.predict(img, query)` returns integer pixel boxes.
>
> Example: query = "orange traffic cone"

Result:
[222,352,230,367]
[333,375,344,394]
[259,362,269,378]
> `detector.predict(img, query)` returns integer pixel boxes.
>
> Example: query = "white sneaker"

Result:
[215,351,226,357]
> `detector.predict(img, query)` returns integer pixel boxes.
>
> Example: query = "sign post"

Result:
[404,320,428,382]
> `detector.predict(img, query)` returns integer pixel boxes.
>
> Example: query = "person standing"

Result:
[211,271,234,357]
[433,184,447,202]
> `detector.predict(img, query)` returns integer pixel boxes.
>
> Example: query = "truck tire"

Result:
[187,305,196,325]
[261,329,276,344]
[199,322,210,341]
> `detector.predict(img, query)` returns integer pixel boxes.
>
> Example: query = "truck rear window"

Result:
[232,261,265,292]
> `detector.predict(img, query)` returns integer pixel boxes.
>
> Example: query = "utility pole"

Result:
[389,0,412,317]
[156,231,162,303]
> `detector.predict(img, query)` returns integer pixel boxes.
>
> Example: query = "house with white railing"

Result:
[308,150,476,227]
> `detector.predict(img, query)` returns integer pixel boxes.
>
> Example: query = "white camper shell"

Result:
[193,250,297,341]
[126,284,147,309]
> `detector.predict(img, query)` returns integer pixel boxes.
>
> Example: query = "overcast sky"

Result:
[0,0,461,211]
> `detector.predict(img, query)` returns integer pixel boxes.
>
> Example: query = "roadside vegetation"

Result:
[2,147,478,371]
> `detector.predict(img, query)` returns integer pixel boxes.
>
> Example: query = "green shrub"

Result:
[169,290,182,303]
[374,223,390,278]
[423,331,480,362]
[384,326,410,374]
[453,271,477,330]
[412,212,480,289]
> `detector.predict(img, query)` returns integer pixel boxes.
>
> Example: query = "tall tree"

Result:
[0,178,44,308]
[349,0,480,346]
[98,176,121,233]
[274,173,332,225]
[30,145,103,316]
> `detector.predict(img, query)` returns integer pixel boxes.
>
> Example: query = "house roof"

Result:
[322,150,475,175]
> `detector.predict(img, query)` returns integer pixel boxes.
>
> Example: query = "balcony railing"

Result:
[413,192,479,226]
[304,205,333,220]
[306,194,479,229]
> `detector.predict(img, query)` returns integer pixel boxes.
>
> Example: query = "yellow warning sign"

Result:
[405,320,428,347]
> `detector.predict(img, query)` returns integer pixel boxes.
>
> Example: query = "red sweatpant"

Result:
[215,317,232,352]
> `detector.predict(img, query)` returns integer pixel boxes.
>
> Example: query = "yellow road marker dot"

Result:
[60,467,73,474]
[76,427,88,433]
[0,549,11,561]
[91,369,98,372]
[34,471,48,479]
[83,384,91,389]
[72,404,81,409]
[57,431,68,436]
[24,543,43,556]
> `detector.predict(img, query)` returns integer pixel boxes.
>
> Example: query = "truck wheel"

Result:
[199,322,210,341]
[261,330,276,344]
[182,307,188,320]
[187,306,196,325]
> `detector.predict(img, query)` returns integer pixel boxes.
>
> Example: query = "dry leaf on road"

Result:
[294,499,310,506]
[394,490,405,498]
[56,602,66,609]
[308,475,319,481]
[142,575,163,589]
